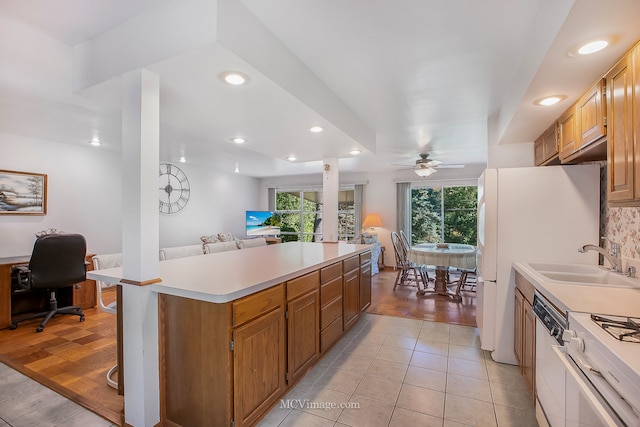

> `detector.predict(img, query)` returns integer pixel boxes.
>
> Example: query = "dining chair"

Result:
[391,231,428,290]
[456,267,477,292]
[399,230,411,254]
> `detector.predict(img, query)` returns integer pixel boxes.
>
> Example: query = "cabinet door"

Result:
[607,52,635,201]
[343,268,359,330]
[233,307,286,427]
[558,107,577,161]
[534,123,559,166]
[514,289,524,365]
[359,263,371,312]
[287,290,319,384]
[576,79,606,148]
[523,300,536,401]
[534,135,546,166]
[542,123,559,161]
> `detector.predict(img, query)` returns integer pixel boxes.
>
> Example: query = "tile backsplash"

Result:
[600,162,640,260]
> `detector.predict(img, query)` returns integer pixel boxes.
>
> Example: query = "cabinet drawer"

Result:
[321,296,342,329]
[321,276,342,306]
[321,315,343,353]
[343,256,359,273]
[320,262,342,284]
[287,271,319,301]
[360,251,371,265]
[232,284,284,327]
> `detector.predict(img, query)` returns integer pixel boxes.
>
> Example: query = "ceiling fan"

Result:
[395,153,465,177]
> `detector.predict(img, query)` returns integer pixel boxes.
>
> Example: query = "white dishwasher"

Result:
[533,291,567,427]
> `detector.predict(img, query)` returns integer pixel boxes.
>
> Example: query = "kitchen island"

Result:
[89,242,373,427]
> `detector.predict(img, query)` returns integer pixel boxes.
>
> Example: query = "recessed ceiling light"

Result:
[309,126,323,133]
[567,36,617,58]
[578,40,609,55]
[88,138,101,146]
[179,156,186,163]
[534,95,566,106]
[349,150,361,155]
[234,163,240,173]
[287,155,297,161]
[220,71,250,86]
[231,137,245,144]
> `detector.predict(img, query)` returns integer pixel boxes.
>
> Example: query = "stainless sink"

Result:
[524,262,639,288]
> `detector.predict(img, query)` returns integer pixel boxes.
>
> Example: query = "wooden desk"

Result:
[0,255,97,329]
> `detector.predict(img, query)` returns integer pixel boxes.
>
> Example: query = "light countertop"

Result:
[88,242,372,304]
[513,261,640,316]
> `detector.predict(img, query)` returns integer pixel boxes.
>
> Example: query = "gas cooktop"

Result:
[591,314,640,343]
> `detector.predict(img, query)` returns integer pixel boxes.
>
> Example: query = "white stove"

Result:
[563,311,640,426]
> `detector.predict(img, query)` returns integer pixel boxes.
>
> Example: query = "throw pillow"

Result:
[218,232,242,249]
[217,232,235,242]
[200,234,220,244]
[35,228,64,237]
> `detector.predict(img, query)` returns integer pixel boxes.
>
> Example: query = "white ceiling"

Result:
[2,0,640,178]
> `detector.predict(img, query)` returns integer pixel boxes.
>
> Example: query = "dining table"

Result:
[408,243,476,299]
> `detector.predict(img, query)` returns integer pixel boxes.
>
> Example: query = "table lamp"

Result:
[362,214,383,233]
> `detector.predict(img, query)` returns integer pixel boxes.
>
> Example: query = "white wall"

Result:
[0,132,261,258]
[0,132,122,257]
[159,163,261,246]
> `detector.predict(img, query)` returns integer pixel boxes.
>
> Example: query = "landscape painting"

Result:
[0,170,47,215]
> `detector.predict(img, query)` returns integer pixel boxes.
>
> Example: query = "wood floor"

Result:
[0,288,123,425]
[0,268,475,425]
[368,268,476,327]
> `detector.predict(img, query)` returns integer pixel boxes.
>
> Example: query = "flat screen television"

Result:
[245,211,280,236]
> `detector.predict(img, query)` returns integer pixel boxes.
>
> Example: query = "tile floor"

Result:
[0,313,537,427]
[258,314,538,427]
[0,362,116,427]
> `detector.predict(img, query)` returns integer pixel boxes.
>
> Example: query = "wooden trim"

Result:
[120,277,162,286]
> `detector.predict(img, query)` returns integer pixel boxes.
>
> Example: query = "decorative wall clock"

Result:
[159,163,190,214]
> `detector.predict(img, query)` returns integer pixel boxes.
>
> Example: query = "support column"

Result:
[322,157,339,242]
[121,69,161,427]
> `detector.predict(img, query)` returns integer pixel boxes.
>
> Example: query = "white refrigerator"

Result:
[476,165,599,364]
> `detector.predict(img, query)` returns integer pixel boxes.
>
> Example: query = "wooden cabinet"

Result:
[514,272,536,401]
[159,251,372,427]
[534,123,559,166]
[320,262,343,352]
[73,254,97,309]
[286,271,319,384]
[514,288,524,364]
[522,299,536,396]
[559,79,607,164]
[607,48,637,204]
[342,255,360,330]
[233,306,286,427]
[360,262,372,313]
[558,106,577,161]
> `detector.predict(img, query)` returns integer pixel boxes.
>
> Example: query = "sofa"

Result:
[158,233,267,261]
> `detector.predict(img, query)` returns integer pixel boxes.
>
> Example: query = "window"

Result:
[411,185,477,245]
[275,189,355,242]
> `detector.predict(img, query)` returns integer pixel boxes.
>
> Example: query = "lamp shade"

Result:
[362,214,383,228]
[414,167,436,177]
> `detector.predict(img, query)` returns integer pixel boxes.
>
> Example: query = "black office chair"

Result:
[10,233,87,332]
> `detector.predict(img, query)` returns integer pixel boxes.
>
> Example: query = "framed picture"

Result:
[0,169,47,215]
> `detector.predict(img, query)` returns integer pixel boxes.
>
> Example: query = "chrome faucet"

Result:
[578,237,622,273]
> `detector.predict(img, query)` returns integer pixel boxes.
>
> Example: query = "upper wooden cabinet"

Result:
[559,79,607,164]
[558,107,576,162]
[534,123,559,166]
[606,52,635,203]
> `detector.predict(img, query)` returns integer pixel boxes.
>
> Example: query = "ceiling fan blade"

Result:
[435,164,465,169]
